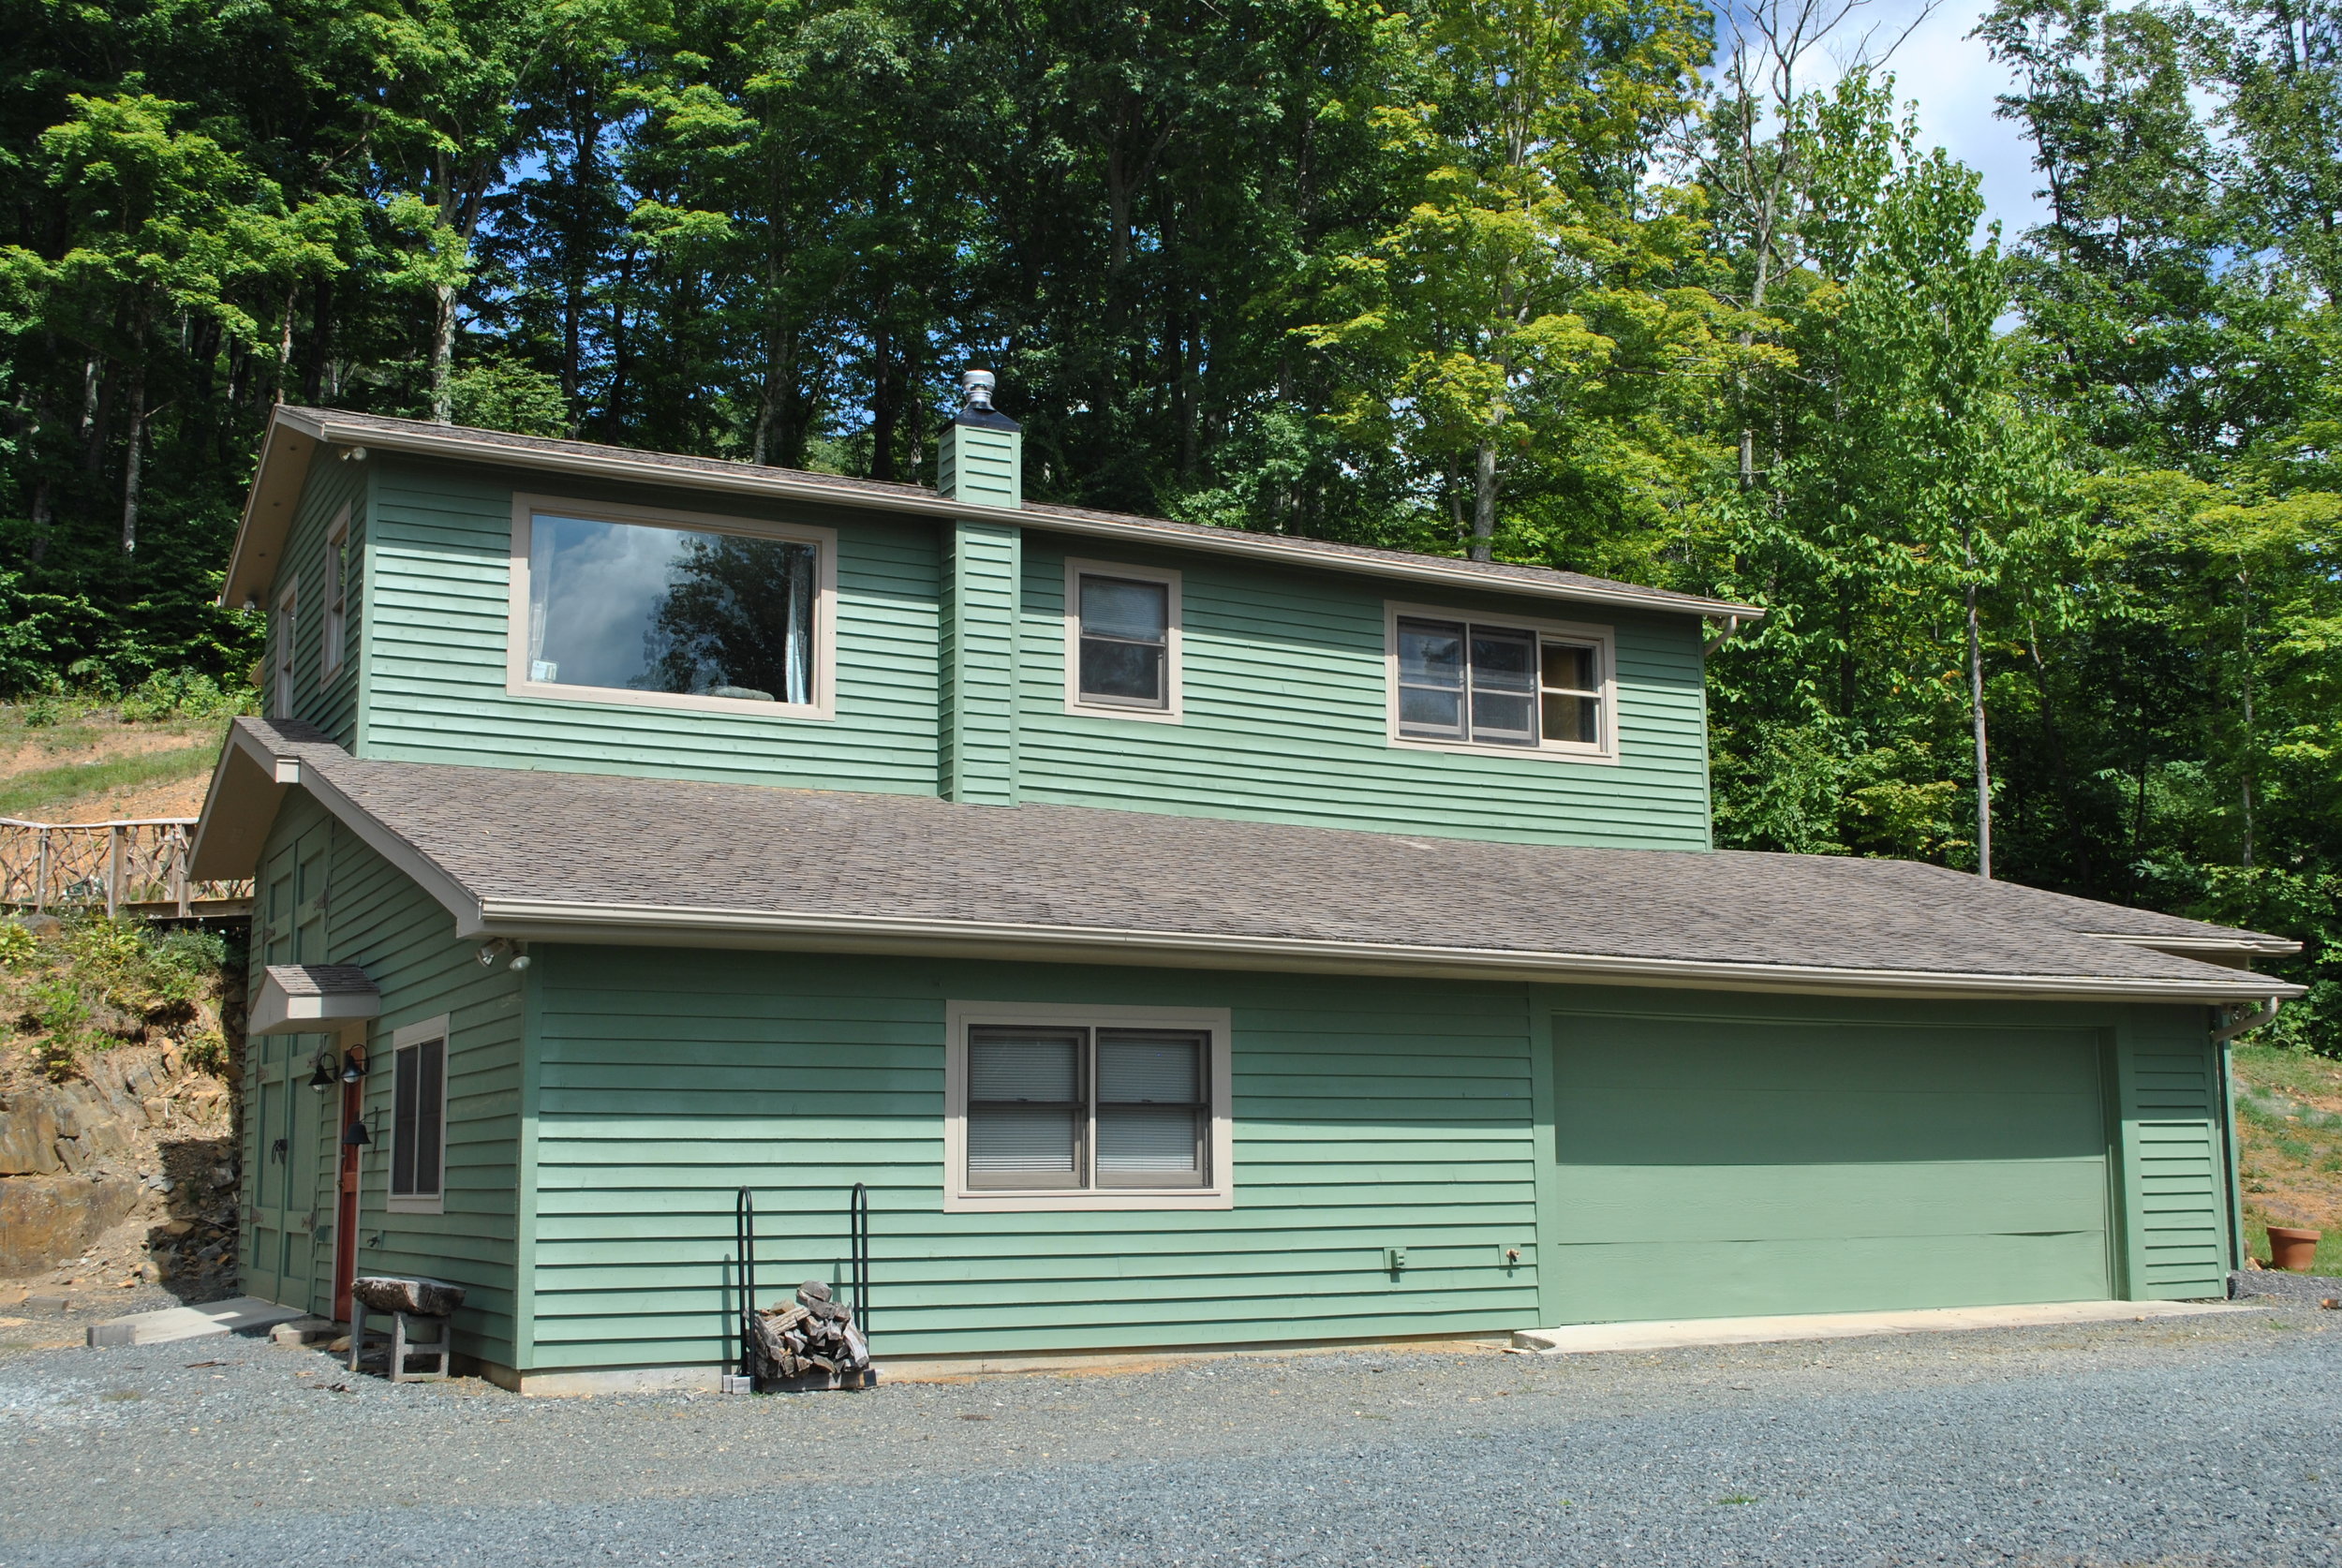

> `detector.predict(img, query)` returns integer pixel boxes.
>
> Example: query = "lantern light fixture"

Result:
[308,1050,339,1091]
[339,1045,368,1084]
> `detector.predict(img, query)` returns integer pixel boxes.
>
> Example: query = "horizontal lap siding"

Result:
[2118,1009,2231,1297]
[252,792,526,1363]
[1016,538,1712,849]
[526,951,1541,1369]
[270,460,364,746]
[359,459,941,791]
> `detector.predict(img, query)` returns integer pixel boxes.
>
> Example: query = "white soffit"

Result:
[249,964,381,1035]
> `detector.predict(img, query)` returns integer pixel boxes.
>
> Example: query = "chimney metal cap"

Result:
[948,367,1020,432]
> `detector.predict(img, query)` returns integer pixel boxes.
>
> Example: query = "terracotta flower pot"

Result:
[2268,1226,2322,1273]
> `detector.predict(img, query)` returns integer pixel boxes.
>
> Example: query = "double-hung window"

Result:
[947,1004,1232,1210]
[386,1018,447,1215]
[1388,606,1615,759]
[1064,560,1181,720]
[509,496,837,717]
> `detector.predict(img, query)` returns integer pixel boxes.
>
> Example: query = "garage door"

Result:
[1552,1014,2112,1324]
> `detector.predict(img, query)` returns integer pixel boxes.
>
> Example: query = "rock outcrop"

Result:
[0,1044,232,1280]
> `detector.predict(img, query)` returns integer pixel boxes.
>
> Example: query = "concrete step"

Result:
[85,1296,304,1348]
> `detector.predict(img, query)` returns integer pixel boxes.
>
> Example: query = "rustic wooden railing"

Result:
[0,818,254,917]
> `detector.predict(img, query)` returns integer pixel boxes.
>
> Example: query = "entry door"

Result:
[245,828,331,1309]
[1551,1013,2113,1324]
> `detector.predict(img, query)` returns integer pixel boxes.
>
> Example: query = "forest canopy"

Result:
[1,0,2336,1041]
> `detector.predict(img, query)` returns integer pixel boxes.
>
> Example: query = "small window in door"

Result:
[387,1034,446,1214]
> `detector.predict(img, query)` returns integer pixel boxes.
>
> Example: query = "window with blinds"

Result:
[965,1024,1210,1192]
[390,1036,446,1203]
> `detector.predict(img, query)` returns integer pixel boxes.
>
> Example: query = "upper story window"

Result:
[1386,603,1617,762]
[319,509,350,684]
[1063,558,1182,722]
[945,1001,1233,1212]
[271,578,298,721]
[507,496,836,717]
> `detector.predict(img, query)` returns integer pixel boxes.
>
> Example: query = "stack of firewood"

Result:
[746,1280,869,1382]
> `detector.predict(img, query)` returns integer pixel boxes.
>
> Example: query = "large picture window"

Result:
[946,1003,1232,1211]
[508,497,836,717]
[1386,603,1616,761]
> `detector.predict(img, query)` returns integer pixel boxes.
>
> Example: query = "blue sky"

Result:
[1738,0,2051,238]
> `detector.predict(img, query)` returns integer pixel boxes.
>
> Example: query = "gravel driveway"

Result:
[1,1300,2336,1566]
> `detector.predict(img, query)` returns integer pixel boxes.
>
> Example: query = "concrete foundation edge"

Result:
[1512,1297,2251,1355]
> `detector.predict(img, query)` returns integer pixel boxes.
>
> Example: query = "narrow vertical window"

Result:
[390,1036,446,1203]
[320,514,349,682]
[1076,574,1170,708]
[271,580,298,721]
[1540,642,1601,745]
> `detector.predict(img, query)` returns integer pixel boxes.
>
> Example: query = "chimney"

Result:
[936,369,1021,510]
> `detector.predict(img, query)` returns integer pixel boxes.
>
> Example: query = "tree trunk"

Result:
[1470,442,1497,562]
[1965,573,1992,879]
[120,359,147,556]
[303,277,334,405]
[2239,570,2255,870]
[869,324,897,482]
[430,278,457,424]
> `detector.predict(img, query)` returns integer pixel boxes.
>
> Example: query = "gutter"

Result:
[2213,997,2284,1044]
[238,409,1762,622]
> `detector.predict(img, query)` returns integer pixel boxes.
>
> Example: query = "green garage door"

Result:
[1552,1014,2113,1324]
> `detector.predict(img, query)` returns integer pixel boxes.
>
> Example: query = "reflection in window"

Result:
[1076,574,1170,708]
[526,513,817,705]
[1396,615,1601,748]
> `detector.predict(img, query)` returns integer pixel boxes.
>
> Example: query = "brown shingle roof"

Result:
[230,719,2296,1001]
[229,407,1758,620]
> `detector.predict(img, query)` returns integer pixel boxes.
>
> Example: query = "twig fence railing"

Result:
[0,818,254,917]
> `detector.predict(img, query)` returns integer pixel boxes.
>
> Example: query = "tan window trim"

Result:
[1061,557,1184,724]
[1383,599,1620,764]
[504,493,838,720]
[943,1000,1233,1212]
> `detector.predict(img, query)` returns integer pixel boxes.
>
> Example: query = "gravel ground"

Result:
[0,1302,2337,1567]
[2231,1268,2342,1306]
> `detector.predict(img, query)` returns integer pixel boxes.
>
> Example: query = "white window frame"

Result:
[271,576,299,721]
[1383,600,1620,764]
[319,507,350,685]
[506,493,838,719]
[1062,557,1183,724]
[943,1001,1233,1212]
[384,1014,449,1216]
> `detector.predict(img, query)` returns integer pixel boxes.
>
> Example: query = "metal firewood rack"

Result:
[728,1183,874,1393]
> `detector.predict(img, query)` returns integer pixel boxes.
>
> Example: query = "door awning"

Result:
[249,964,381,1035]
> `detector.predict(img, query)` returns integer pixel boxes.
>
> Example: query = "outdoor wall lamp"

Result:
[477,939,530,971]
[308,1050,339,1091]
[340,1045,368,1084]
[341,1118,371,1147]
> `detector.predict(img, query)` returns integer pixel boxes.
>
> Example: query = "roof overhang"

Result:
[455,897,2305,1004]
[187,725,299,881]
[222,407,1763,621]
[249,964,381,1034]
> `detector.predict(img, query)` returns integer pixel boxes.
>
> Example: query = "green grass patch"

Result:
[0,738,222,819]
[2244,1217,2342,1275]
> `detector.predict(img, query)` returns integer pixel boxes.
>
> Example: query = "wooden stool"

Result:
[348,1275,467,1383]
[348,1301,451,1382]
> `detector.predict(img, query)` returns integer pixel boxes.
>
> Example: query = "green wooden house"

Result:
[192,381,2301,1393]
